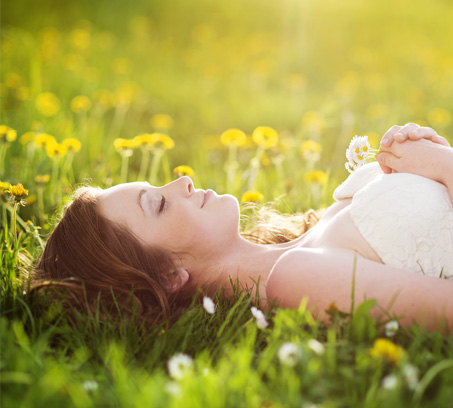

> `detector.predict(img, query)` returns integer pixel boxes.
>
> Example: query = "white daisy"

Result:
[251,306,269,329]
[167,353,193,380]
[307,339,325,355]
[385,320,399,337]
[203,296,215,314]
[381,374,398,390]
[278,342,302,367]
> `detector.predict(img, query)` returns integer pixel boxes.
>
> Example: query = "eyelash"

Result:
[159,195,167,213]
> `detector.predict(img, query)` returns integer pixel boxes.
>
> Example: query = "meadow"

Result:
[1,0,453,406]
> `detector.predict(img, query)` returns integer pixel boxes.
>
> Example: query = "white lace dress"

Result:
[333,162,453,279]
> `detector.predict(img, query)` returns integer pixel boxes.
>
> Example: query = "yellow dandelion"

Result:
[35,175,50,184]
[150,114,174,131]
[300,140,322,154]
[19,132,36,144]
[62,138,82,153]
[133,133,156,148]
[0,125,17,142]
[304,170,327,185]
[114,138,138,154]
[241,190,264,203]
[152,133,175,150]
[0,181,12,193]
[70,95,92,113]
[34,133,57,149]
[369,338,405,366]
[46,143,68,159]
[174,165,194,178]
[252,126,278,149]
[427,108,451,127]
[35,92,60,117]
[7,183,29,200]
[220,129,247,147]
[70,28,91,50]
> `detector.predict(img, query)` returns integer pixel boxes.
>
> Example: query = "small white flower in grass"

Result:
[278,342,302,367]
[165,381,181,396]
[167,353,193,380]
[82,380,98,392]
[381,374,398,390]
[402,364,419,390]
[251,306,268,329]
[385,320,399,337]
[203,296,215,314]
[307,339,325,355]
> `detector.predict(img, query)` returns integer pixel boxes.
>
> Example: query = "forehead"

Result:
[99,181,150,200]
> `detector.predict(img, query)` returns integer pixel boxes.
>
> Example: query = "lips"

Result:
[201,190,212,208]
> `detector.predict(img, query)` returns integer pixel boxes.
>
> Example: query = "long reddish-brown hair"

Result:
[30,187,194,325]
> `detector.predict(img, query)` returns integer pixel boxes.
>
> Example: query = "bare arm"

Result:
[266,248,453,332]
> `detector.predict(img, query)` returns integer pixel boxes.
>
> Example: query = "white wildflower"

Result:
[251,306,268,329]
[82,380,99,392]
[402,364,419,390]
[167,353,193,380]
[381,374,398,390]
[164,381,181,396]
[278,342,302,367]
[345,135,373,173]
[307,339,325,355]
[385,320,399,337]
[203,296,215,314]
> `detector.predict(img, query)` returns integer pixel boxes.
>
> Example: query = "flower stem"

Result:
[149,149,164,184]
[11,202,18,243]
[138,148,150,181]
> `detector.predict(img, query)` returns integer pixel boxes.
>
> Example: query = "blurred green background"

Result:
[1,0,452,221]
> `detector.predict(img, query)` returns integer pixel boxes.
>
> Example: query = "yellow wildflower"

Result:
[241,190,264,203]
[46,143,68,159]
[220,129,247,147]
[114,138,138,155]
[35,92,60,117]
[252,126,278,149]
[427,108,451,126]
[304,170,327,185]
[62,138,82,153]
[133,133,156,148]
[300,140,322,154]
[20,132,36,144]
[174,165,194,178]
[153,133,175,150]
[70,95,92,113]
[70,28,91,50]
[7,183,29,201]
[370,338,405,366]
[150,114,174,131]
[0,125,17,142]
[0,181,12,193]
[35,175,50,184]
[34,133,57,149]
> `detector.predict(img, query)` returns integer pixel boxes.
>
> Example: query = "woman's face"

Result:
[98,177,240,258]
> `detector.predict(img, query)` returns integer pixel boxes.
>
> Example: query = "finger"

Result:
[378,163,393,174]
[376,152,400,171]
[380,125,402,147]
[407,127,450,146]
[393,122,420,143]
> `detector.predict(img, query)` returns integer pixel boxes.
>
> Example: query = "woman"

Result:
[31,123,453,331]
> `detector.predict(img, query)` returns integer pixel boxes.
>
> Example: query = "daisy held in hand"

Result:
[345,135,378,173]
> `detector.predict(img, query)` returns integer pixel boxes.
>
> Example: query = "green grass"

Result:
[1,0,453,406]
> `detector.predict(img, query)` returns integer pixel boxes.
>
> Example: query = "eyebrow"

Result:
[138,189,146,215]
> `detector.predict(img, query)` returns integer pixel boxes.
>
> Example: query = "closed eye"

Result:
[159,195,167,213]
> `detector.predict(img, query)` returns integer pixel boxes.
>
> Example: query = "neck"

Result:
[194,236,301,304]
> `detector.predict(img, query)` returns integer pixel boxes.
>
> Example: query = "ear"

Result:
[165,268,190,293]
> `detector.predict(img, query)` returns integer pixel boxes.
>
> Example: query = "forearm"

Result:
[441,148,453,204]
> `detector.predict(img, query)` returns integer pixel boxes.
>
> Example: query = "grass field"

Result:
[1,0,453,406]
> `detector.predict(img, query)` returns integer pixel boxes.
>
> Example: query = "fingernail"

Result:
[394,132,402,139]
[381,137,390,146]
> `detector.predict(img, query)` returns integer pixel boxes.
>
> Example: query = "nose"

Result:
[176,176,194,196]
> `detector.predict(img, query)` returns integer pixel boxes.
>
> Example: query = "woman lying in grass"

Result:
[31,123,453,332]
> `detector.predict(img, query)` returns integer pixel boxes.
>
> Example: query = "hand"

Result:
[376,138,453,186]
[379,123,450,174]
